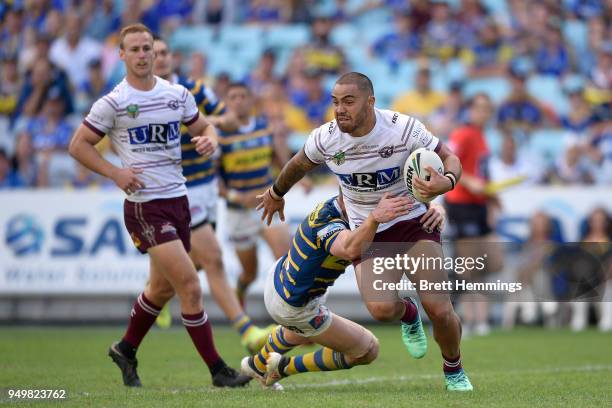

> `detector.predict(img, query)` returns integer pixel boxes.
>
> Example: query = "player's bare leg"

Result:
[409,240,472,390]
[261,224,291,259]
[265,315,379,386]
[109,259,175,387]
[235,245,258,308]
[190,224,272,353]
[354,240,472,390]
[242,316,379,388]
[146,240,251,387]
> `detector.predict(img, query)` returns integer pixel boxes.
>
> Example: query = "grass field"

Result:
[1,325,611,407]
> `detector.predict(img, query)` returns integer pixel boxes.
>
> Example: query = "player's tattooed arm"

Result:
[256,148,319,225]
[273,148,319,196]
[437,143,462,184]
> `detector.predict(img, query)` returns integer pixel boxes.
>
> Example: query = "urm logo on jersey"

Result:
[128,121,180,145]
[337,166,401,189]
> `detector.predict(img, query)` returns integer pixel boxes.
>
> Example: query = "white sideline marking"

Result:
[286,364,612,389]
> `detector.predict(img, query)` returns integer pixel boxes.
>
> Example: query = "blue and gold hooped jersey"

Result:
[274,197,352,307]
[218,116,274,196]
[177,75,226,188]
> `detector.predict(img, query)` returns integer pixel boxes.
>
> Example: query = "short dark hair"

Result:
[227,82,251,93]
[335,72,374,96]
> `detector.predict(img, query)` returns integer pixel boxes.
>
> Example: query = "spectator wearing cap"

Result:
[497,66,544,134]
[289,68,332,127]
[460,19,514,78]
[423,0,460,61]
[391,66,447,121]
[534,25,572,77]
[49,10,102,89]
[371,12,421,69]
[295,14,346,75]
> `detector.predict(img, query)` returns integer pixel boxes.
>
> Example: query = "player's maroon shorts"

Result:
[353,218,441,266]
[124,195,191,254]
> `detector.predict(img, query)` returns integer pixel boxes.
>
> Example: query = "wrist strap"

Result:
[268,188,283,201]
[272,183,286,198]
[444,172,456,190]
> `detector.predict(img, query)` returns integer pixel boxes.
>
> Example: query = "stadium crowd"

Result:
[0,1,610,332]
[0,0,611,189]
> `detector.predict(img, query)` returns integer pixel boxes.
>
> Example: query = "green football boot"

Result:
[400,297,428,359]
[445,369,474,391]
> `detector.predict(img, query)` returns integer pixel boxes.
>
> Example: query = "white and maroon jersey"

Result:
[304,108,440,231]
[84,76,199,202]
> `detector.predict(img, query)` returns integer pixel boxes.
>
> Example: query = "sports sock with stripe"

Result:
[119,292,161,359]
[251,326,296,376]
[182,310,225,375]
[282,347,352,376]
[232,313,255,338]
[442,353,463,374]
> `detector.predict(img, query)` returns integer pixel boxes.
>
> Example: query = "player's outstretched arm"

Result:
[256,147,319,225]
[69,124,144,194]
[330,194,413,260]
[189,114,219,157]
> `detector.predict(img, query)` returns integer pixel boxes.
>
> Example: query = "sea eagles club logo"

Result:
[167,99,179,110]
[333,150,346,165]
[126,104,139,118]
[378,145,394,158]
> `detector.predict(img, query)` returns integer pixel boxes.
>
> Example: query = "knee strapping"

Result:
[350,335,379,366]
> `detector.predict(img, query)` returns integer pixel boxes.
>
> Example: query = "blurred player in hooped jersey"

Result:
[258,72,473,391]
[240,192,446,390]
[218,82,292,308]
[152,36,272,353]
[69,24,250,388]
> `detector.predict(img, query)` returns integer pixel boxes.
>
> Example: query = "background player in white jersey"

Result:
[152,36,272,353]
[257,72,473,391]
[68,24,250,388]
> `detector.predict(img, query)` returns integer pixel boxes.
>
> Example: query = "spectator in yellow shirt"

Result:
[391,67,446,121]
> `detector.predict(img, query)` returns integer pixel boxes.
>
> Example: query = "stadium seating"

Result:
[527,75,570,115]
[463,77,511,104]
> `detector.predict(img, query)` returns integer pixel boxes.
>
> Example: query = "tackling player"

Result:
[241,193,445,388]
[217,82,292,308]
[257,72,473,391]
[69,24,250,388]
[152,36,271,352]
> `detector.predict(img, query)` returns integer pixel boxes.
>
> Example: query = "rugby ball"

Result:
[404,148,444,203]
